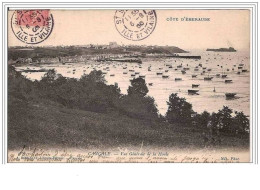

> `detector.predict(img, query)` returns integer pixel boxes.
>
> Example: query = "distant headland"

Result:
[206,47,237,52]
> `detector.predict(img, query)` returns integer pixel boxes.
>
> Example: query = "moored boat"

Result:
[204,76,213,80]
[225,93,237,98]
[188,89,199,94]
[225,79,232,83]
[192,84,200,88]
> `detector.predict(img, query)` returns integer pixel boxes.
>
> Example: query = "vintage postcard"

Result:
[6,7,254,163]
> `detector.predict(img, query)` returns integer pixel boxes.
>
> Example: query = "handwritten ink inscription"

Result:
[8,147,244,163]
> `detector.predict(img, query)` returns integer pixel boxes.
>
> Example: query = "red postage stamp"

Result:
[16,10,50,27]
[11,10,54,44]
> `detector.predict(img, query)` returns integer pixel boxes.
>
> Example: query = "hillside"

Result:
[8,66,249,150]
[9,94,250,150]
[8,45,187,61]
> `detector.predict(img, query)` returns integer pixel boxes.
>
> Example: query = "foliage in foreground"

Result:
[166,93,249,136]
[9,66,160,121]
[8,66,249,149]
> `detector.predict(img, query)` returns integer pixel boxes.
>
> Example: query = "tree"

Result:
[166,93,193,124]
[127,77,148,97]
[117,94,159,121]
[217,106,233,133]
[80,70,106,84]
[54,74,67,86]
[41,69,57,84]
[210,112,219,129]
[194,111,211,128]
[233,111,249,134]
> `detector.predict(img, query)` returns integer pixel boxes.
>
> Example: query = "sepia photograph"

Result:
[6,8,252,163]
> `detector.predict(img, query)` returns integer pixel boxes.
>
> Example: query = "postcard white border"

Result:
[0,1,259,190]
[1,1,258,164]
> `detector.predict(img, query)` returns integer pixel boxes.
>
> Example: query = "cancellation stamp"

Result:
[114,10,157,41]
[11,10,54,44]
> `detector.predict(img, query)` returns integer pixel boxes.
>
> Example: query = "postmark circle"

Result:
[11,10,54,44]
[114,10,157,41]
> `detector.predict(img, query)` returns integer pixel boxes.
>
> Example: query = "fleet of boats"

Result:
[125,58,241,100]
[105,57,248,99]
[18,52,250,102]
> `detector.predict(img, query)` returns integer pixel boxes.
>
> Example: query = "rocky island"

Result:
[206,47,237,52]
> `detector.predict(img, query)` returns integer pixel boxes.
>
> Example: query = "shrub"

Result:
[33,69,121,113]
[8,65,34,100]
[127,77,148,97]
[194,111,211,128]
[216,106,233,133]
[117,94,159,121]
[79,70,106,84]
[116,77,159,121]
[232,111,249,134]
[166,93,193,124]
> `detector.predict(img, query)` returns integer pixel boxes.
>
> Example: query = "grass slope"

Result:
[8,95,249,150]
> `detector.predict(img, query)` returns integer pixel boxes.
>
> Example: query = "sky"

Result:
[8,9,250,51]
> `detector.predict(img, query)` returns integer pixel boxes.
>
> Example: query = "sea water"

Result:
[15,50,250,116]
